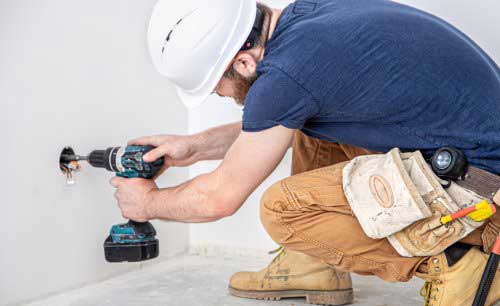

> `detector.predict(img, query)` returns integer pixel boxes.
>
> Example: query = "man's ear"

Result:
[233,52,257,77]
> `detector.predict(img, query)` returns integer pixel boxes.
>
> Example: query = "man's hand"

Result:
[128,135,199,178]
[110,177,159,222]
[128,122,242,178]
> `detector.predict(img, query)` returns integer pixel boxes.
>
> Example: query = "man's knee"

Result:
[259,180,291,245]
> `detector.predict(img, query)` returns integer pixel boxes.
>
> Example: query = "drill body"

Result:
[86,145,164,179]
[62,145,164,263]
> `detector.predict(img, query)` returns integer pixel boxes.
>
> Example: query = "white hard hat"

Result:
[148,0,258,108]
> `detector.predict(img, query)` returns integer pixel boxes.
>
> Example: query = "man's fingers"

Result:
[143,146,170,163]
[110,177,126,188]
[127,136,152,146]
[128,136,161,146]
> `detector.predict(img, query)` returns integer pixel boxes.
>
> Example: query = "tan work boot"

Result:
[228,248,353,305]
[417,247,500,306]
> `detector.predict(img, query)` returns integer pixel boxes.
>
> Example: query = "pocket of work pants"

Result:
[343,148,485,257]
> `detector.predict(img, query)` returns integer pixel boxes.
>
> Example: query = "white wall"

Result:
[1,1,189,305]
[189,0,500,252]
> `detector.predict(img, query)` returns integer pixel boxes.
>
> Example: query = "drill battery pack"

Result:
[104,236,159,262]
[103,221,159,263]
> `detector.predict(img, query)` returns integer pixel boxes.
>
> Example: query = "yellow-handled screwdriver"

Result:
[440,200,497,225]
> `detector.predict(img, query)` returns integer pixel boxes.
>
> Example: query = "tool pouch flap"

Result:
[343,148,433,239]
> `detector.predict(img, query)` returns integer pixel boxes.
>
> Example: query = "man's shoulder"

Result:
[249,64,306,102]
[265,0,412,63]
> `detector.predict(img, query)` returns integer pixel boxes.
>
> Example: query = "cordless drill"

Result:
[61,145,164,263]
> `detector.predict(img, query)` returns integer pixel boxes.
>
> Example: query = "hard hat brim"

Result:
[175,86,212,109]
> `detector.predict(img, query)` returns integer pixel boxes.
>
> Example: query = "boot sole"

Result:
[228,286,354,305]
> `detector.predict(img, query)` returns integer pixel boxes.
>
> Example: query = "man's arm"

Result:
[130,121,242,167]
[112,125,295,223]
[190,121,243,161]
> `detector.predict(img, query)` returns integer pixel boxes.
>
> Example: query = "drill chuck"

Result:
[87,147,122,172]
[87,149,107,169]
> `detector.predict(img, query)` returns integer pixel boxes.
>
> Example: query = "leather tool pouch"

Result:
[343,148,485,257]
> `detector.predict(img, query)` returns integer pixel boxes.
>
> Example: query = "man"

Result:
[110,0,500,305]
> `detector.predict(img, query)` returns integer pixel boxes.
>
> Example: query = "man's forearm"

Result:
[143,126,295,223]
[113,127,295,224]
[191,122,242,161]
[148,172,230,223]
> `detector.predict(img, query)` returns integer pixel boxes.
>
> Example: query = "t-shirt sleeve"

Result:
[242,66,319,132]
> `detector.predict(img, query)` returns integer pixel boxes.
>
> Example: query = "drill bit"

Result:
[60,154,89,164]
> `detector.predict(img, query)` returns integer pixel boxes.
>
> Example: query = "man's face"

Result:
[214,53,258,106]
[215,68,257,106]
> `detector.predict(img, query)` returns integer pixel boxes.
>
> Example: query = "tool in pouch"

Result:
[430,148,500,306]
[426,147,500,306]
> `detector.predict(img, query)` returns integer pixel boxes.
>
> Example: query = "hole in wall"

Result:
[59,146,75,173]
[59,146,79,185]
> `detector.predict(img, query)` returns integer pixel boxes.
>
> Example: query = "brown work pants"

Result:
[260,132,500,282]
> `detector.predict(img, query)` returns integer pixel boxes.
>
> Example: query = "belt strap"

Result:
[455,166,500,200]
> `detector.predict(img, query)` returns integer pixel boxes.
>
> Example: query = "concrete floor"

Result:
[24,254,424,306]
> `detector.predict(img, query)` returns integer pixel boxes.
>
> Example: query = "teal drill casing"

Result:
[103,146,162,262]
[114,145,164,179]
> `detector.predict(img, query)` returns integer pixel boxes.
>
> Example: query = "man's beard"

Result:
[224,67,258,106]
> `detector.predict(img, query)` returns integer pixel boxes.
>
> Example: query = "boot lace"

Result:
[268,246,286,264]
[420,280,440,306]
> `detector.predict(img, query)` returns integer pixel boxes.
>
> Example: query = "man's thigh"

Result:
[261,161,425,282]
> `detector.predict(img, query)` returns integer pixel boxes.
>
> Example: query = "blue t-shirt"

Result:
[242,0,500,173]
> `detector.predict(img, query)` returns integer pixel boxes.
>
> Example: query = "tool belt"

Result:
[343,148,499,257]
